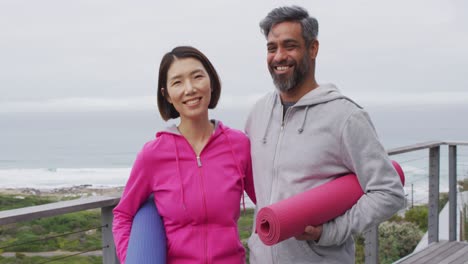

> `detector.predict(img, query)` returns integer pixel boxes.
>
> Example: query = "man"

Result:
[245,6,405,263]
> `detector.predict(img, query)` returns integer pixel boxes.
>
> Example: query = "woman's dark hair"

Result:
[157,46,221,121]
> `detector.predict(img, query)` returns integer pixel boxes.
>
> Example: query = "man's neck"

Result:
[280,79,319,103]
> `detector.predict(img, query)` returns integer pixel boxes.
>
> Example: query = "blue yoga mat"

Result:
[125,196,166,263]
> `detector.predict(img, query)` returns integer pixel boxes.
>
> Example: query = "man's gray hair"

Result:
[259,6,319,47]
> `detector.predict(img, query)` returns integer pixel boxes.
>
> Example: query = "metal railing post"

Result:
[101,206,119,264]
[448,145,457,241]
[364,225,379,264]
[428,146,440,244]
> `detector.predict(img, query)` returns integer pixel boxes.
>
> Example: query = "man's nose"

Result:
[273,48,287,62]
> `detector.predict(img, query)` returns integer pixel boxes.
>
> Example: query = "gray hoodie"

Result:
[245,84,405,264]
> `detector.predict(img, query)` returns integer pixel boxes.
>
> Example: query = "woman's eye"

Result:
[195,75,203,79]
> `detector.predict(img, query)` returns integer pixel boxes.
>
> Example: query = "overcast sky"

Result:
[1,0,467,113]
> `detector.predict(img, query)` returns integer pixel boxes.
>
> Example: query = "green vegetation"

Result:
[1,211,102,252]
[0,254,102,264]
[238,208,254,240]
[404,205,428,231]
[354,194,458,264]
[460,178,468,242]
[0,195,57,211]
[354,234,365,264]
[378,221,423,264]
[0,194,103,263]
[3,192,463,264]
[0,194,255,263]
[464,205,468,241]
[439,192,449,212]
[238,208,254,262]
[354,208,424,264]
[241,206,425,264]
[459,178,468,192]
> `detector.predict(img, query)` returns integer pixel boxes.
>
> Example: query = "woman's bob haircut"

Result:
[157,46,221,121]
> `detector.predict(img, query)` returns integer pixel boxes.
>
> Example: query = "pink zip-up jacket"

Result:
[113,121,256,263]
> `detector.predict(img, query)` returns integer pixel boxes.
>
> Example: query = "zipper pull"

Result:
[197,156,202,167]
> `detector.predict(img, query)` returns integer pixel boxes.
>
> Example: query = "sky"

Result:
[1,0,467,113]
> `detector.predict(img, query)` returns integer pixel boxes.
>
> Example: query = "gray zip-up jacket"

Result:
[245,84,405,264]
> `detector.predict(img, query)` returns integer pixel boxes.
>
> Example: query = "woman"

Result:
[112,46,256,264]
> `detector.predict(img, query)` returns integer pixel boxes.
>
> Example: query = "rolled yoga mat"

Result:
[126,196,166,263]
[256,161,405,246]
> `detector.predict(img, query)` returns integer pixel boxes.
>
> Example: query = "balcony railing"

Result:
[1,140,467,264]
[0,195,121,263]
[364,140,468,263]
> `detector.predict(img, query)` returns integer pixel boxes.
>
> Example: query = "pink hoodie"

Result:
[113,121,256,263]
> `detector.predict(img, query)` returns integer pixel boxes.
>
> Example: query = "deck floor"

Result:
[395,240,468,264]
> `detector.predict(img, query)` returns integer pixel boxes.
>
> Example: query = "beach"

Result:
[0,185,257,208]
[0,185,124,199]
[1,108,467,209]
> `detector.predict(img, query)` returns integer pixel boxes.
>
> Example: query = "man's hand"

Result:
[295,225,323,241]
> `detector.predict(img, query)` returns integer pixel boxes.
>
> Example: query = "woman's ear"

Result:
[162,88,172,104]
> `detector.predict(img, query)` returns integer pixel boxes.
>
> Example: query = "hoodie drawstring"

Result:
[297,106,310,134]
[222,131,247,213]
[262,95,277,144]
[262,95,310,139]
[172,135,187,210]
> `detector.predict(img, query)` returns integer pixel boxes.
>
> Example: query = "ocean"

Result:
[1,103,467,205]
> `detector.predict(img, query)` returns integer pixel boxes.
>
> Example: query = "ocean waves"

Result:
[0,167,131,189]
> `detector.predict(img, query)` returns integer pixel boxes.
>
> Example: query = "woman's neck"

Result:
[177,117,214,156]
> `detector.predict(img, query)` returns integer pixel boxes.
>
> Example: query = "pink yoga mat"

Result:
[256,161,405,246]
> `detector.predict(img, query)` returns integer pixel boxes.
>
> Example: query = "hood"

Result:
[156,119,222,138]
[291,83,360,108]
[260,83,361,144]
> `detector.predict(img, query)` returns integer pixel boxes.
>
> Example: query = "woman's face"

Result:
[165,57,212,121]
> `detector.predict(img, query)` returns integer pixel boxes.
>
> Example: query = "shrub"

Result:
[0,195,55,211]
[354,234,365,264]
[439,192,449,212]
[458,178,468,191]
[378,221,423,264]
[404,206,428,231]
[355,221,423,264]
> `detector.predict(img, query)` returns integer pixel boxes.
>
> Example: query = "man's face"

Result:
[266,21,311,93]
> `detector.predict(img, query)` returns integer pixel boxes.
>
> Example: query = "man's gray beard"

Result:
[271,55,310,93]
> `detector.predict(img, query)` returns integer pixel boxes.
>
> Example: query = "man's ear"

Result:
[162,88,172,104]
[309,39,319,59]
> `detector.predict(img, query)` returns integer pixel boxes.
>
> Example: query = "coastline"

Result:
[0,185,124,199]
[0,185,257,208]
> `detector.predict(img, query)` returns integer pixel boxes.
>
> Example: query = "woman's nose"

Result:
[184,81,195,95]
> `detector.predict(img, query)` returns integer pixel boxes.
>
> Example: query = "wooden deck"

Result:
[395,241,468,264]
